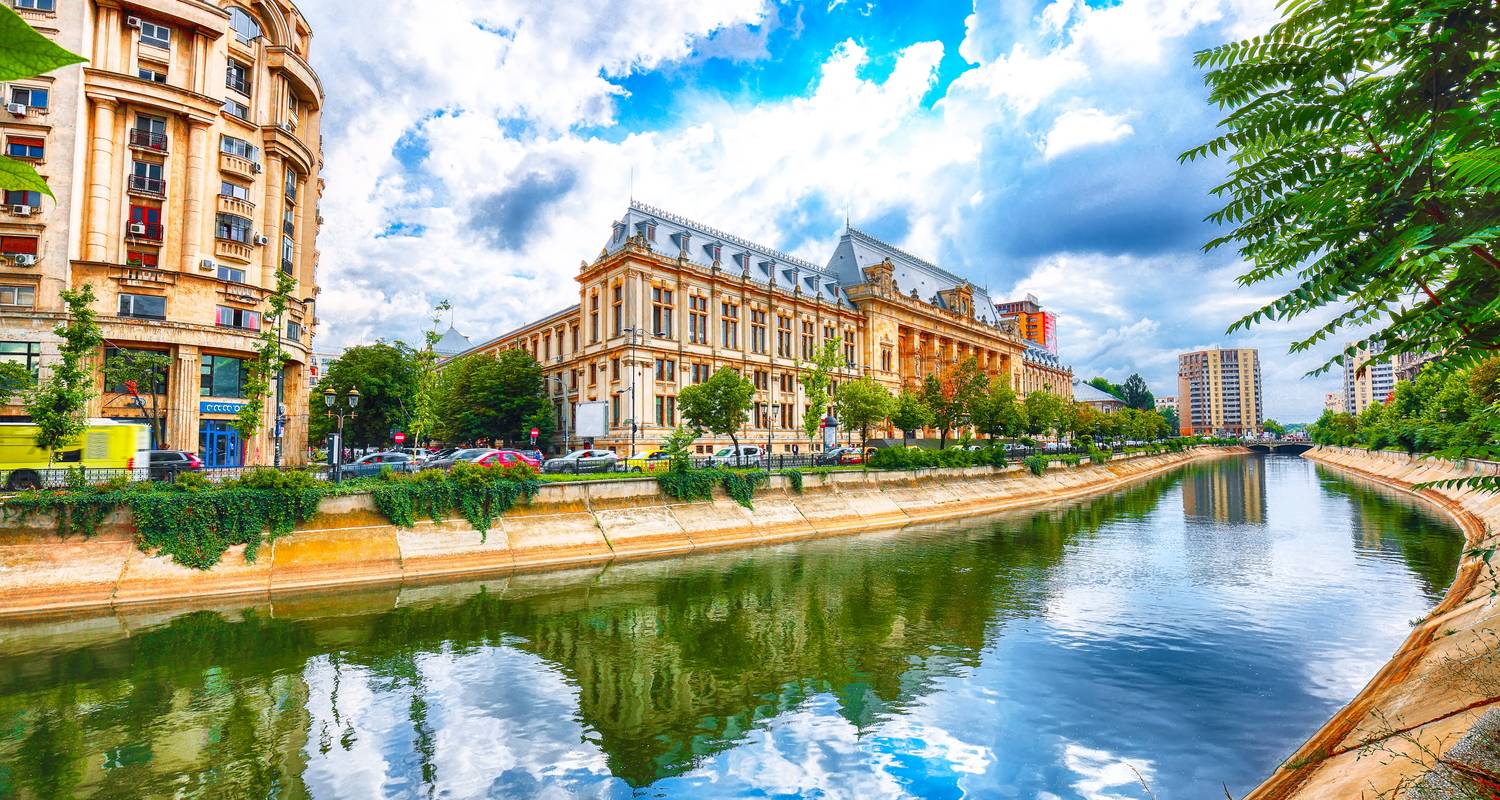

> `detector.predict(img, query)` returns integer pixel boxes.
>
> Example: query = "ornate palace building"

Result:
[457,202,1073,453]
[0,1,323,466]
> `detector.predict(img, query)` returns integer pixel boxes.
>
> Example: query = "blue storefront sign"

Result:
[200,401,246,415]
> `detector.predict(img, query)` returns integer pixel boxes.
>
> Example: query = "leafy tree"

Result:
[678,367,755,463]
[1184,0,1500,397]
[971,378,1025,440]
[0,6,84,198]
[309,343,418,449]
[410,299,450,447]
[103,348,171,446]
[1309,410,1361,446]
[888,388,933,447]
[431,349,552,447]
[834,377,892,446]
[1262,418,1287,436]
[1120,373,1154,411]
[1022,390,1067,440]
[233,272,296,462]
[1067,402,1103,440]
[798,338,843,443]
[1087,377,1123,399]
[1161,404,1181,434]
[920,357,988,447]
[0,361,33,406]
[26,285,101,459]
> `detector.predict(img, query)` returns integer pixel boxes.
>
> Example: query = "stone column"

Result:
[170,345,201,453]
[261,155,284,287]
[84,98,117,262]
[180,119,210,272]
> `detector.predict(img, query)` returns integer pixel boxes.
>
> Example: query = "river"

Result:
[0,455,1465,799]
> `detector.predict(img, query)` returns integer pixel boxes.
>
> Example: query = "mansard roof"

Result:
[824,227,1003,325]
[605,201,848,305]
[432,325,471,356]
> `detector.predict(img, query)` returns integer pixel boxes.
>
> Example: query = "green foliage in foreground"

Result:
[370,463,539,540]
[1308,359,1497,456]
[657,467,767,509]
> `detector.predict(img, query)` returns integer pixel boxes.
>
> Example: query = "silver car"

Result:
[542,449,618,474]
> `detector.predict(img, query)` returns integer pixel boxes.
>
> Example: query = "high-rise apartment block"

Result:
[994,294,1057,355]
[0,1,323,466]
[1176,348,1263,436]
[1342,342,1396,417]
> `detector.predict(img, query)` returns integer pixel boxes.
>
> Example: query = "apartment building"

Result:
[1177,347,1263,436]
[1342,342,1396,417]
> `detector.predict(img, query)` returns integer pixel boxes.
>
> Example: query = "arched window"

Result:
[227,6,261,44]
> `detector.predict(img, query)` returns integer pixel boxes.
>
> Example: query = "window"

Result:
[139,21,171,50]
[217,264,246,283]
[5,136,43,160]
[200,355,246,397]
[129,205,163,240]
[721,301,739,349]
[779,373,793,393]
[654,396,676,426]
[845,339,856,367]
[0,235,38,256]
[282,206,295,236]
[15,0,57,10]
[226,59,251,94]
[611,284,622,336]
[881,347,893,372]
[220,180,250,201]
[750,309,767,354]
[227,6,261,43]
[0,285,35,307]
[219,135,259,161]
[118,293,166,320]
[0,341,41,373]
[138,67,167,83]
[284,170,298,202]
[688,295,708,344]
[654,359,675,382]
[611,357,619,381]
[9,86,47,109]
[125,250,158,268]
[589,293,599,343]
[611,394,621,426]
[287,320,304,341]
[4,190,41,207]
[776,315,793,358]
[222,98,250,121]
[801,321,814,360]
[753,370,768,390]
[651,287,673,336]
[689,363,710,384]
[130,114,167,151]
[130,160,164,194]
[215,305,261,331]
[280,235,294,273]
[571,325,579,352]
[215,213,252,244]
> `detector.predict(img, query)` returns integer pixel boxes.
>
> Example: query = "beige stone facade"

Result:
[0,0,323,466]
[1177,347,1262,436]
[458,203,1072,454]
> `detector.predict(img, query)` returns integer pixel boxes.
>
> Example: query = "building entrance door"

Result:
[199,420,243,467]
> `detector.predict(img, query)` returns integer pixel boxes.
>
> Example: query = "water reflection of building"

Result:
[1181,457,1267,524]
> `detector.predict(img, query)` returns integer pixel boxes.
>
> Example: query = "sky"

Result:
[296,0,1342,422]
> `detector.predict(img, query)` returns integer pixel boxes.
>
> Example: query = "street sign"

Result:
[394,432,406,444]
[529,427,539,443]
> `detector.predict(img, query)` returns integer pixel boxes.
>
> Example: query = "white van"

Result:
[706,444,763,468]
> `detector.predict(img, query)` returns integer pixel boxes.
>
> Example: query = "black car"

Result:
[147,449,202,481]
[816,446,856,466]
[341,451,419,478]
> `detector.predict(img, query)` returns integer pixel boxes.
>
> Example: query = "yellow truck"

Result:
[0,419,152,490]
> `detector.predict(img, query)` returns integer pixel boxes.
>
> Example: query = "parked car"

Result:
[342,451,419,478]
[148,449,202,481]
[517,449,545,465]
[623,450,673,473]
[843,447,877,465]
[817,446,858,466]
[706,444,763,468]
[425,448,498,471]
[542,449,618,474]
[476,449,541,469]
[394,447,431,463]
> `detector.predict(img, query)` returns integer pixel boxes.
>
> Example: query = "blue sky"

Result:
[299,0,1343,421]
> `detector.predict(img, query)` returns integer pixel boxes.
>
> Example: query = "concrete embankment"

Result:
[0,448,1240,618]
[1249,446,1500,800]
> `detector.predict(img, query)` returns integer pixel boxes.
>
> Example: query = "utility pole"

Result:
[623,325,643,455]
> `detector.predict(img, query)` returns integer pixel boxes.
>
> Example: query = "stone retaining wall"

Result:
[1249,446,1500,800]
[0,448,1238,617]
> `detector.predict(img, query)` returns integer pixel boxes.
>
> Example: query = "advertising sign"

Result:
[575,401,608,439]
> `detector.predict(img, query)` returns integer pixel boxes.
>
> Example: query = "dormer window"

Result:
[706,243,722,263]
[612,222,625,242]
[635,220,656,241]
[674,230,691,252]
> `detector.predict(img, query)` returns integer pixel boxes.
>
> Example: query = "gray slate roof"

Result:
[433,325,471,356]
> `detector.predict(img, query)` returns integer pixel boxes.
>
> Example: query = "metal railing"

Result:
[128,128,168,151]
[128,174,166,196]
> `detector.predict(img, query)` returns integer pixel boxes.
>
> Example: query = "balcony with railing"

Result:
[226,74,251,95]
[127,174,166,198]
[218,151,258,179]
[217,194,255,217]
[128,128,168,153]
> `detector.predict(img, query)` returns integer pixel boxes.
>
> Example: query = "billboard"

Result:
[575,400,608,439]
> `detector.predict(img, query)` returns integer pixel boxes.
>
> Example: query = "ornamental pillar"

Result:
[180,119,210,272]
[84,98,117,262]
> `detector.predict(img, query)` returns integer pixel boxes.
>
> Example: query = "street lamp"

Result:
[622,325,645,457]
[764,402,779,473]
[323,387,359,481]
[545,374,570,454]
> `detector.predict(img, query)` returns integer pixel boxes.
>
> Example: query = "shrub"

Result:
[1088,447,1109,465]
[1023,454,1048,476]
[784,469,804,493]
[1059,453,1082,467]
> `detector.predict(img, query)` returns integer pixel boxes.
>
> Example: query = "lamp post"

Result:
[764,402,779,473]
[622,325,644,457]
[323,386,359,482]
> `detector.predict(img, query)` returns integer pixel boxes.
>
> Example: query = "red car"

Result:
[477,449,540,469]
